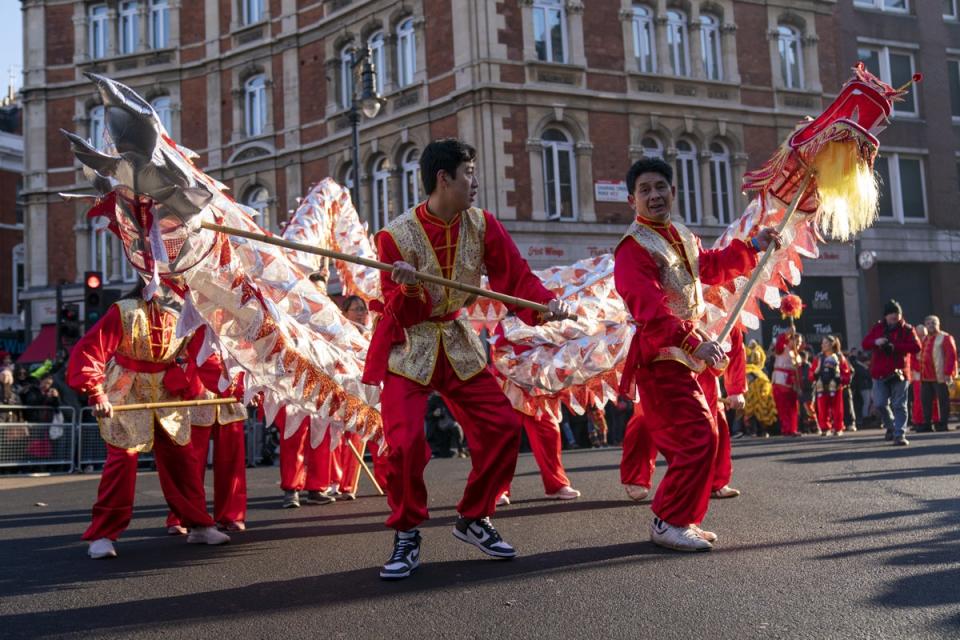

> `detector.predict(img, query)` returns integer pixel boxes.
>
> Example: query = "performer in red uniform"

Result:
[614,157,777,552]
[772,329,802,437]
[918,315,957,432]
[276,413,336,508]
[67,288,231,558]
[362,138,568,579]
[809,335,852,436]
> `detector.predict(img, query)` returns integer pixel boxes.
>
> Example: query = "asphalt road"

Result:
[1,428,959,639]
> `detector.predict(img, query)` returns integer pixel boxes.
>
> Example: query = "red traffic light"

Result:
[85,272,102,289]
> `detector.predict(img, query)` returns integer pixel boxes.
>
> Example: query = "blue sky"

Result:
[0,3,21,93]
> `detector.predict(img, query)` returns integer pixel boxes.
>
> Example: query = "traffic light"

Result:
[59,303,81,342]
[84,271,104,329]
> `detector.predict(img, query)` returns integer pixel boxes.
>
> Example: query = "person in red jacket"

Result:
[810,335,852,436]
[919,315,957,433]
[614,157,778,552]
[771,329,802,437]
[861,300,921,445]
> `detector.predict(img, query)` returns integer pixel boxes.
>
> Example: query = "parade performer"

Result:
[362,138,568,580]
[166,330,248,533]
[614,156,778,552]
[910,325,928,429]
[67,286,231,559]
[918,315,956,433]
[772,329,802,437]
[744,340,777,437]
[810,335,852,436]
[276,413,336,508]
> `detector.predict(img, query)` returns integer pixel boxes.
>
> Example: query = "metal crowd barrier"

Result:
[0,405,77,473]
[77,406,156,471]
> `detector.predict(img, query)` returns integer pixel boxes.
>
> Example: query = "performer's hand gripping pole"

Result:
[200,222,579,322]
[715,172,814,345]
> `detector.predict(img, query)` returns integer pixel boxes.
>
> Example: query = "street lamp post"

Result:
[347,46,385,225]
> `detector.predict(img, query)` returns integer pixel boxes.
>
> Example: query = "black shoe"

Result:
[380,530,421,580]
[884,430,894,441]
[304,490,335,505]
[453,516,517,558]
[282,490,300,509]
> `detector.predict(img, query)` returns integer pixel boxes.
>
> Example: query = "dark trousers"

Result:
[921,381,951,431]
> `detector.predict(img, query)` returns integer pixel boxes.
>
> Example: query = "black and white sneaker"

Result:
[379,530,421,580]
[452,516,517,558]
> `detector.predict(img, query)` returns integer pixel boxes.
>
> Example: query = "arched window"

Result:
[244,74,267,137]
[666,10,690,77]
[341,164,355,191]
[709,141,733,224]
[118,1,139,55]
[149,0,170,49]
[151,96,172,133]
[340,45,355,108]
[89,105,106,151]
[675,139,700,224]
[243,185,271,228]
[397,18,417,87]
[401,148,422,210]
[371,156,391,231]
[632,5,656,73]
[777,25,804,89]
[533,0,568,63]
[641,135,664,159]
[88,4,109,59]
[542,128,578,221]
[699,14,722,81]
[242,0,266,26]
[368,31,386,95]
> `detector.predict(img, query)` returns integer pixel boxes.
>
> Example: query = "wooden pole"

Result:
[201,221,578,321]
[715,172,815,345]
[111,397,240,412]
[347,438,384,496]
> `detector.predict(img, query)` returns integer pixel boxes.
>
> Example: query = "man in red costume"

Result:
[362,138,568,580]
[275,414,336,508]
[772,329,802,437]
[614,157,778,552]
[67,286,231,558]
[918,315,957,433]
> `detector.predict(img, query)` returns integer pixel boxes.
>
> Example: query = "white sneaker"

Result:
[166,525,188,536]
[545,485,581,500]
[496,492,511,506]
[650,517,713,552]
[624,484,650,502]
[689,524,718,543]
[88,538,117,559]
[186,526,231,545]
[710,485,741,499]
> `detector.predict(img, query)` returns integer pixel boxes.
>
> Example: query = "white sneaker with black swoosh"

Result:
[453,516,516,558]
[380,530,421,580]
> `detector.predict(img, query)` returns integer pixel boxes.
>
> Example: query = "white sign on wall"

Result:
[594,180,628,203]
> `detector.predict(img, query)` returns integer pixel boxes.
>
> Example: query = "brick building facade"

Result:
[18,0,960,349]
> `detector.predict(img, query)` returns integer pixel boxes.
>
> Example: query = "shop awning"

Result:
[16,325,57,364]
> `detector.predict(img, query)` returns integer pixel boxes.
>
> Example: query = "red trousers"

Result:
[773,385,799,435]
[501,412,571,496]
[636,361,718,528]
[167,422,247,527]
[279,418,333,492]
[83,425,214,541]
[380,352,522,531]
[816,393,845,433]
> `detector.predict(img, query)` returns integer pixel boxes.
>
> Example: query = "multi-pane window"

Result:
[709,142,733,224]
[242,0,266,26]
[874,153,926,222]
[341,164,356,204]
[533,0,567,63]
[89,106,106,151]
[151,96,172,132]
[632,5,656,73]
[778,25,803,89]
[946,0,959,19]
[150,0,170,49]
[675,139,700,224]
[91,230,137,285]
[244,186,271,227]
[341,46,355,108]
[397,18,416,87]
[666,10,690,77]
[244,74,267,136]
[858,45,917,116]
[542,129,577,221]
[401,148,421,211]
[854,0,909,13]
[89,4,109,59]
[640,136,664,159]
[119,1,139,55]
[699,14,722,81]
[371,157,390,231]
[368,32,386,95]
[946,60,960,118]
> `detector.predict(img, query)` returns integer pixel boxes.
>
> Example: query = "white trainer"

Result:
[689,524,718,543]
[545,486,581,500]
[186,526,231,545]
[624,484,650,502]
[88,538,117,559]
[710,485,741,499]
[496,492,511,506]
[650,517,713,552]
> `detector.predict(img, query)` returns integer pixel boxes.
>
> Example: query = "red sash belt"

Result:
[112,353,202,399]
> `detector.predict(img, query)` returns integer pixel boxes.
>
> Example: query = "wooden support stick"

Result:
[111,397,240,412]
[201,221,578,321]
[347,439,384,496]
